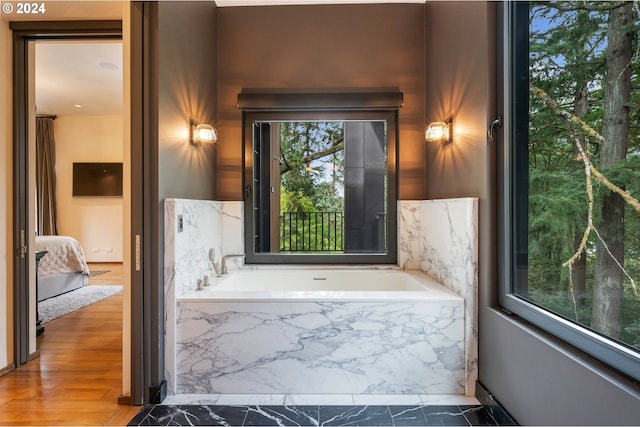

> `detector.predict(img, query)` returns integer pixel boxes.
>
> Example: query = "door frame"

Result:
[10,18,149,404]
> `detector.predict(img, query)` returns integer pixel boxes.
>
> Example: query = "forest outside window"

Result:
[503,1,640,380]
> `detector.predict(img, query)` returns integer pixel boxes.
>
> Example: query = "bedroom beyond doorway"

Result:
[87,262,123,286]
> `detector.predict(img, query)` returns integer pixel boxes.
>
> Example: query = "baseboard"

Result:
[28,350,41,361]
[149,380,167,404]
[118,394,132,405]
[476,381,519,425]
[0,363,16,377]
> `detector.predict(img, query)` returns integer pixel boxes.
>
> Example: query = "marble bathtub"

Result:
[175,269,466,395]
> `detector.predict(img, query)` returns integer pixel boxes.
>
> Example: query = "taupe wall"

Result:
[216,4,426,201]
[424,3,493,201]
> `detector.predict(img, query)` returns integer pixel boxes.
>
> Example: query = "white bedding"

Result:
[35,235,90,278]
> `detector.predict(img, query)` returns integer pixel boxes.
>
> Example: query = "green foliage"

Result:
[279,121,344,210]
[280,189,315,213]
[526,2,640,350]
[279,122,345,252]
[528,168,589,288]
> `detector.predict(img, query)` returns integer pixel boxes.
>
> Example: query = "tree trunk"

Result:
[592,3,632,339]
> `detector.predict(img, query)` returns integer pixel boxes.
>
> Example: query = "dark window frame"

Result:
[499,1,640,382]
[242,102,399,265]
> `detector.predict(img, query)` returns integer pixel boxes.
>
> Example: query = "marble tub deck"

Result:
[128,394,517,426]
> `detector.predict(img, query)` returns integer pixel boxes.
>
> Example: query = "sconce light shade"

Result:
[191,123,217,145]
[425,118,452,143]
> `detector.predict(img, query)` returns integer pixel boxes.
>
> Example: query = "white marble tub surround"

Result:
[419,198,479,396]
[165,197,478,397]
[164,198,243,395]
[398,198,478,396]
[176,269,465,395]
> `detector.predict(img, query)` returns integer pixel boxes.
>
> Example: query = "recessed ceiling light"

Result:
[74,104,83,108]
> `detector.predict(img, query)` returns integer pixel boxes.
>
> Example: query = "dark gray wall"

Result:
[216,4,426,201]
[158,1,218,203]
[155,0,218,393]
[424,2,640,425]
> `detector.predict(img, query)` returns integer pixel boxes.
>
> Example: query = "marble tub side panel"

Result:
[419,198,478,396]
[397,201,422,270]
[170,199,223,297]
[164,198,223,394]
[164,199,177,395]
[176,300,465,395]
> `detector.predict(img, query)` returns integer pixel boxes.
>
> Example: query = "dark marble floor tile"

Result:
[459,406,498,426]
[319,405,393,426]
[197,405,250,426]
[483,405,518,426]
[174,405,249,426]
[244,405,320,426]
[127,403,516,426]
[388,405,428,426]
[128,405,181,426]
[421,405,470,426]
[128,405,156,426]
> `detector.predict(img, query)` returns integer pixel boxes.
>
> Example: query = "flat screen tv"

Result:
[72,162,123,197]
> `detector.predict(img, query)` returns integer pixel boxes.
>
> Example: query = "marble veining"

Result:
[176,298,464,395]
[397,201,421,270]
[164,198,244,395]
[419,198,478,395]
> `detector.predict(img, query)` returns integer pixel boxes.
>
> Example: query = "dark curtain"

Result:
[36,117,58,235]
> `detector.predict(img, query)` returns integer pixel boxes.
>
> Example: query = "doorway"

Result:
[9,19,141,403]
[10,3,162,405]
[33,38,125,338]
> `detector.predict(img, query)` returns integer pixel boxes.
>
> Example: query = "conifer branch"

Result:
[563,137,594,271]
[280,140,344,175]
[531,84,638,296]
[530,85,604,143]
[531,84,640,212]
[590,166,640,212]
[538,1,629,12]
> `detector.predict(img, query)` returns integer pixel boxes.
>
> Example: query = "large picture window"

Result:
[503,1,640,381]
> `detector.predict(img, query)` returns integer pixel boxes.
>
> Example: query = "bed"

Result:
[35,235,90,301]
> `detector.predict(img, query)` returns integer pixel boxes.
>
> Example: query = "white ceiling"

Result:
[35,41,123,116]
[32,0,424,117]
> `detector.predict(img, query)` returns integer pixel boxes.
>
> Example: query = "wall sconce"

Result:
[191,122,217,146]
[425,117,452,144]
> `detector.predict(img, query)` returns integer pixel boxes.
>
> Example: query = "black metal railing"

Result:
[280,211,344,252]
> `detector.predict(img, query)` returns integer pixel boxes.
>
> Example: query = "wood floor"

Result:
[0,263,141,426]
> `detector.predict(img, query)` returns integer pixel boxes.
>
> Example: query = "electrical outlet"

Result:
[178,215,184,233]
[92,248,100,252]
[105,248,113,253]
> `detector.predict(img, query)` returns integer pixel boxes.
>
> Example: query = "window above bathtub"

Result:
[239,90,401,264]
